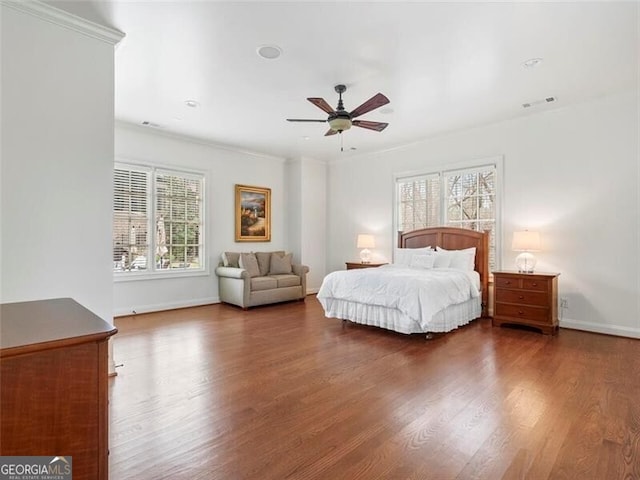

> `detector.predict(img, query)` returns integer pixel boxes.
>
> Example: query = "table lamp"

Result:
[356,234,375,263]
[512,230,541,273]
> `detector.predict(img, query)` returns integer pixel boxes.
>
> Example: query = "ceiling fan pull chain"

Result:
[340,132,344,152]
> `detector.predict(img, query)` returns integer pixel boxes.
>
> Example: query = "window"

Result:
[396,161,499,271]
[113,163,205,276]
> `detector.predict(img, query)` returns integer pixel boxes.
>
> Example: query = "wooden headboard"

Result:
[398,227,489,317]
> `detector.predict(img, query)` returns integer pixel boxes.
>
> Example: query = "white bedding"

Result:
[317,265,481,334]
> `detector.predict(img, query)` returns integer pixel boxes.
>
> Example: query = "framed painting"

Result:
[235,184,271,242]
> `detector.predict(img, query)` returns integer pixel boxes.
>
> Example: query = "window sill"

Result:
[114,268,209,282]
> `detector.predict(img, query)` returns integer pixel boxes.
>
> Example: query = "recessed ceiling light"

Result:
[379,107,394,115]
[302,136,310,141]
[257,45,282,60]
[522,58,543,69]
[185,100,199,108]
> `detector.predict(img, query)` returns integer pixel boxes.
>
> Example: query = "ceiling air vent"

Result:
[141,120,162,128]
[522,96,557,109]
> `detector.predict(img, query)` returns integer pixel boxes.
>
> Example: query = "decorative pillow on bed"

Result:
[239,252,261,277]
[436,246,476,271]
[394,247,432,266]
[269,252,293,275]
[409,254,436,269]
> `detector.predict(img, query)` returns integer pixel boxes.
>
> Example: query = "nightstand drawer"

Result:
[495,289,548,307]
[522,278,548,292]
[494,277,521,289]
[495,303,549,322]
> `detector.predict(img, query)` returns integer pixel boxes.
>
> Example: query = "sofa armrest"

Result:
[215,266,249,279]
[292,264,309,297]
[292,264,309,276]
[215,266,250,307]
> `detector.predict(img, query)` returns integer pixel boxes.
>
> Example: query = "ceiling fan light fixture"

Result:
[328,117,352,132]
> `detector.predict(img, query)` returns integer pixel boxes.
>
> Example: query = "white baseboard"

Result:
[560,317,640,339]
[306,287,319,295]
[114,296,219,317]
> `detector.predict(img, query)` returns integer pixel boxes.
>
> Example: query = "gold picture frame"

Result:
[235,184,271,242]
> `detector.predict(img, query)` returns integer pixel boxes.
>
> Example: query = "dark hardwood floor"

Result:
[109,297,640,479]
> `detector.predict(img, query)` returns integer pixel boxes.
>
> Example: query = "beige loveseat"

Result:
[215,251,309,309]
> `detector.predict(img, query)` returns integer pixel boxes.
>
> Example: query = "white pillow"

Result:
[432,251,452,268]
[394,246,432,266]
[409,254,436,269]
[436,246,476,271]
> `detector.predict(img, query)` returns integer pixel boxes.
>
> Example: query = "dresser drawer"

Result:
[495,303,549,322]
[495,288,548,307]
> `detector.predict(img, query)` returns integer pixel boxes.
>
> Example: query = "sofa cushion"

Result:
[250,276,278,291]
[222,251,240,268]
[239,252,261,278]
[270,252,293,274]
[269,274,301,288]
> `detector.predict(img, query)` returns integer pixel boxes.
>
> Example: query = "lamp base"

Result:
[515,252,537,273]
[359,248,371,264]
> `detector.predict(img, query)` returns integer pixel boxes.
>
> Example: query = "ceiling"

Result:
[50,1,638,162]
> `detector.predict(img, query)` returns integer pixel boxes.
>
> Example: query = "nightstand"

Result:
[345,262,387,270]
[492,271,560,335]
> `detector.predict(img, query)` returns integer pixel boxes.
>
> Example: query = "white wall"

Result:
[113,125,288,315]
[1,4,121,329]
[327,91,640,338]
[286,157,327,293]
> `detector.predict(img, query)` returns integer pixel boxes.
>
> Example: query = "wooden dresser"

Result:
[492,271,560,335]
[0,298,117,480]
[345,262,387,270]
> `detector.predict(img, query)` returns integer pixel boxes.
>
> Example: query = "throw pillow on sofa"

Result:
[255,251,284,277]
[239,252,261,277]
[269,252,293,275]
[222,251,240,268]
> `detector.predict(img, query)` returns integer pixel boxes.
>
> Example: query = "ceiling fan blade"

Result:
[286,118,327,123]
[350,93,390,119]
[324,129,338,136]
[352,120,389,132]
[307,97,335,114]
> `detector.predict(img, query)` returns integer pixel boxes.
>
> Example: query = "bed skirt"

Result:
[320,296,481,334]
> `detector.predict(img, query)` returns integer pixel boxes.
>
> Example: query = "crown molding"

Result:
[115,121,287,164]
[2,0,124,45]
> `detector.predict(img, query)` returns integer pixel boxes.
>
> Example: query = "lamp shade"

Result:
[356,234,376,249]
[512,231,541,252]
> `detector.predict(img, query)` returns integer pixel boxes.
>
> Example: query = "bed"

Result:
[317,227,489,338]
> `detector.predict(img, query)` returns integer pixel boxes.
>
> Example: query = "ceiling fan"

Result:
[287,84,390,137]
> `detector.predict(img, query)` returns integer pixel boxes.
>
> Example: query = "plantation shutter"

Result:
[396,173,440,233]
[113,166,151,271]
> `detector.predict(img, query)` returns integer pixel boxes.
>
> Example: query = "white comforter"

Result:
[317,265,480,331]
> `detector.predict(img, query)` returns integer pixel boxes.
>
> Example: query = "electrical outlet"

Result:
[560,298,568,309]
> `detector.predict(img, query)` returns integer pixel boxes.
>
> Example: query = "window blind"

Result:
[113,163,205,275]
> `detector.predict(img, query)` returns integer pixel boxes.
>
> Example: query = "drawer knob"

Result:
[532,283,538,286]
[518,295,524,300]
[518,310,524,315]
[505,281,510,285]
